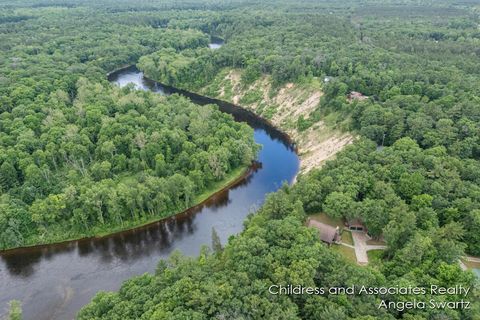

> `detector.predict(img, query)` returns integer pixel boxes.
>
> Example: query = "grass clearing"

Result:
[341,230,354,245]
[309,213,343,228]
[366,239,386,246]
[332,244,357,264]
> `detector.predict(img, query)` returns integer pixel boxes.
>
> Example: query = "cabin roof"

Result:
[308,219,339,244]
[347,91,368,102]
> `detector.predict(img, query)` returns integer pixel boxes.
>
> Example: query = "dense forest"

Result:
[0,3,257,250]
[78,188,478,320]
[136,0,480,256]
[1,0,479,319]
[137,10,357,89]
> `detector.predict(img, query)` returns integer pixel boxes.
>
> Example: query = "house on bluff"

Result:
[307,218,341,245]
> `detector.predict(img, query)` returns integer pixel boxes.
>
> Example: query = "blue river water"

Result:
[0,67,299,320]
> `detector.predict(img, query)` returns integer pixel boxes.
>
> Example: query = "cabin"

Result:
[347,91,368,102]
[346,218,367,232]
[307,218,341,245]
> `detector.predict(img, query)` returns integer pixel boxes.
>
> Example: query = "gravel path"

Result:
[351,232,369,265]
[351,232,388,265]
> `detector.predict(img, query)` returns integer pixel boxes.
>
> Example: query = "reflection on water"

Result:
[110,65,296,151]
[208,37,224,49]
[0,66,298,320]
[1,172,255,275]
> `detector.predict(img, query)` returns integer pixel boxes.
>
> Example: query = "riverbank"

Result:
[209,69,355,174]
[0,164,252,254]
[1,65,299,320]
[1,64,302,254]
[142,66,354,174]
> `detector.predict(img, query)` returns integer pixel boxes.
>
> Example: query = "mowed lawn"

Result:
[332,245,357,264]
[309,213,343,228]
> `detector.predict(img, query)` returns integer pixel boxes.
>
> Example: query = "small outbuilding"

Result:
[346,218,367,232]
[347,91,368,102]
[307,218,341,245]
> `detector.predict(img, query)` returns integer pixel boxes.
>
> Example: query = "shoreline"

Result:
[147,76,299,151]
[134,66,303,182]
[0,164,255,255]
[134,65,352,176]
[108,65,299,154]
[105,63,136,77]
[1,65,299,255]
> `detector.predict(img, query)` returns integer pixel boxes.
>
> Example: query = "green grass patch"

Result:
[366,239,386,246]
[332,244,357,264]
[309,213,343,228]
[268,86,278,99]
[341,230,354,245]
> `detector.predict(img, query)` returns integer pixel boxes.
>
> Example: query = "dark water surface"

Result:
[0,66,299,320]
[208,36,224,49]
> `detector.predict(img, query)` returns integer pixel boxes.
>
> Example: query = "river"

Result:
[208,36,223,49]
[0,66,299,319]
